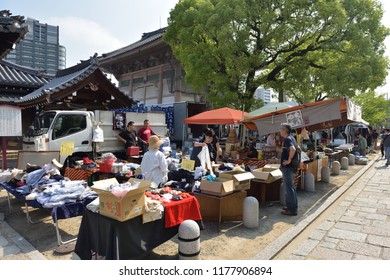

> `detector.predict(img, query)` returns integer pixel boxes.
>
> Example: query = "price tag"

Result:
[181,159,195,171]
[60,141,74,156]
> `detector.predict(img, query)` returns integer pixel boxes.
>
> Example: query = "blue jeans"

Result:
[281,167,298,213]
[386,146,390,163]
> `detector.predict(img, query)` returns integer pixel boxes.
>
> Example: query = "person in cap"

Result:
[280,123,298,216]
[140,135,168,187]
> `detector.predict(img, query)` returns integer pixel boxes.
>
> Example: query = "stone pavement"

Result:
[285,157,390,260]
[0,219,46,260]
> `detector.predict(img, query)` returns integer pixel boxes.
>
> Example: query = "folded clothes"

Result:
[203,174,216,182]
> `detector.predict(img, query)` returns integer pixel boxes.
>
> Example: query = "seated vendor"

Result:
[140,135,168,187]
[190,129,214,167]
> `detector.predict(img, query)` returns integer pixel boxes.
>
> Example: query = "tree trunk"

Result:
[278,89,285,102]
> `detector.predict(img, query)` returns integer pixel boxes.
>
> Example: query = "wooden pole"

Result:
[1,137,7,170]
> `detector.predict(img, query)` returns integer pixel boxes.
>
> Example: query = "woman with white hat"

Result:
[140,135,168,187]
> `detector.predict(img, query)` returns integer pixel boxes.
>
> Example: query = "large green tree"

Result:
[354,91,389,127]
[164,0,388,109]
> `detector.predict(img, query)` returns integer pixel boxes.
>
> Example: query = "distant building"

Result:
[5,18,66,74]
[254,87,273,103]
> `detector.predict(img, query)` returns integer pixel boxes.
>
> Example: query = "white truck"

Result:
[23,110,167,163]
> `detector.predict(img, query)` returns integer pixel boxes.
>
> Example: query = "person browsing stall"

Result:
[197,128,221,162]
[191,129,214,167]
[140,135,168,187]
[266,133,277,146]
[280,123,299,216]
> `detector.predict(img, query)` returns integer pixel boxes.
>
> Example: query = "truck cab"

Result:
[23,110,94,154]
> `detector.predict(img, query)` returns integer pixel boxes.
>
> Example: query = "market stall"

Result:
[74,192,203,260]
[242,97,368,187]
[0,179,97,247]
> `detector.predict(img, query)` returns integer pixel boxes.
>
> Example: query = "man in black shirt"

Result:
[280,123,298,216]
[117,121,140,149]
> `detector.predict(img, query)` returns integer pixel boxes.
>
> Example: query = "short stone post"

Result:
[304,172,315,192]
[341,157,349,170]
[178,220,200,260]
[243,196,259,229]
[332,161,341,175]
[348,154,355,166]
[321,166,330,183]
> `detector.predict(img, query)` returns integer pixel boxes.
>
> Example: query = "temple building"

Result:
[99,27,205,106]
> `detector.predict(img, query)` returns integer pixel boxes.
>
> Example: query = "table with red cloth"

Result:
[74,194,203,260]
[162,195,202,228]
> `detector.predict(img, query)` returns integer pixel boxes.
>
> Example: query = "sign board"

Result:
[181,159,195,171]
[0,105,22,136]
[285,110,304,128]
[60,141,74,156]
[347,99,362,122]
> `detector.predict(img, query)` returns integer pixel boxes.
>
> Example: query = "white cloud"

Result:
[44,16,126,67]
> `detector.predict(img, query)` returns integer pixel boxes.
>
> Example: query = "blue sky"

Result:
[2,0,179,67]
[2,0,390,96]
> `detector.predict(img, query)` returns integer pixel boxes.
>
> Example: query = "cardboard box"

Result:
[91,178,151,222]
[252,167,282,183]
[264,164,281,170]
[200,178,234,196]
[219,170,255,191]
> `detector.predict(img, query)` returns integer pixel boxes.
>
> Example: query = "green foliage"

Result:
[164,0,389,107]
[354,91,388,127]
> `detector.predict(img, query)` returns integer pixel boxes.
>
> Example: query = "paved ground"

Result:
[0,220,46,260]
[273,155,390,260]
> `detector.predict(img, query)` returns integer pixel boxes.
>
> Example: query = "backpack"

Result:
[290,136,302,169]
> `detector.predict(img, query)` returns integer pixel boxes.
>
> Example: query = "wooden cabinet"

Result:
[247,178,282,206]
[192,191,246,224]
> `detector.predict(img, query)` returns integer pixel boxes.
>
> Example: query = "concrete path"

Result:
[0,220,46,260]
[277,156,390,260]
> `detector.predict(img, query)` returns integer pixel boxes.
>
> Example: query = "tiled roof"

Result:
[0,59,53,87]
[0,10,28,59]
[14,56,99,104]
[100,27,166,60]
[13,54,133,110]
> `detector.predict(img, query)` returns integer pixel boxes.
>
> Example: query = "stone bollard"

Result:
[348,154,355,166]
[332,161,341,175]
[321,166,330,183]
[178,220,200,260]
[341,157,349,170]
[304,172,315,192]
[280,183,286,205]
[243,196,259,229]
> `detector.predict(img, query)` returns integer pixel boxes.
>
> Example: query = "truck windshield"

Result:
[33,112,56,134]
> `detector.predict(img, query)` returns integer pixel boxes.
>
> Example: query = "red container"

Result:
[127,146,140,156]
[99,163,113,173]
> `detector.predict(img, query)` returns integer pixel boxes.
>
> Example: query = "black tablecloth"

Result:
[74,210,180,260]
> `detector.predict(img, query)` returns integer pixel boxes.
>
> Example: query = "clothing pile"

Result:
[4,161,97,208]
